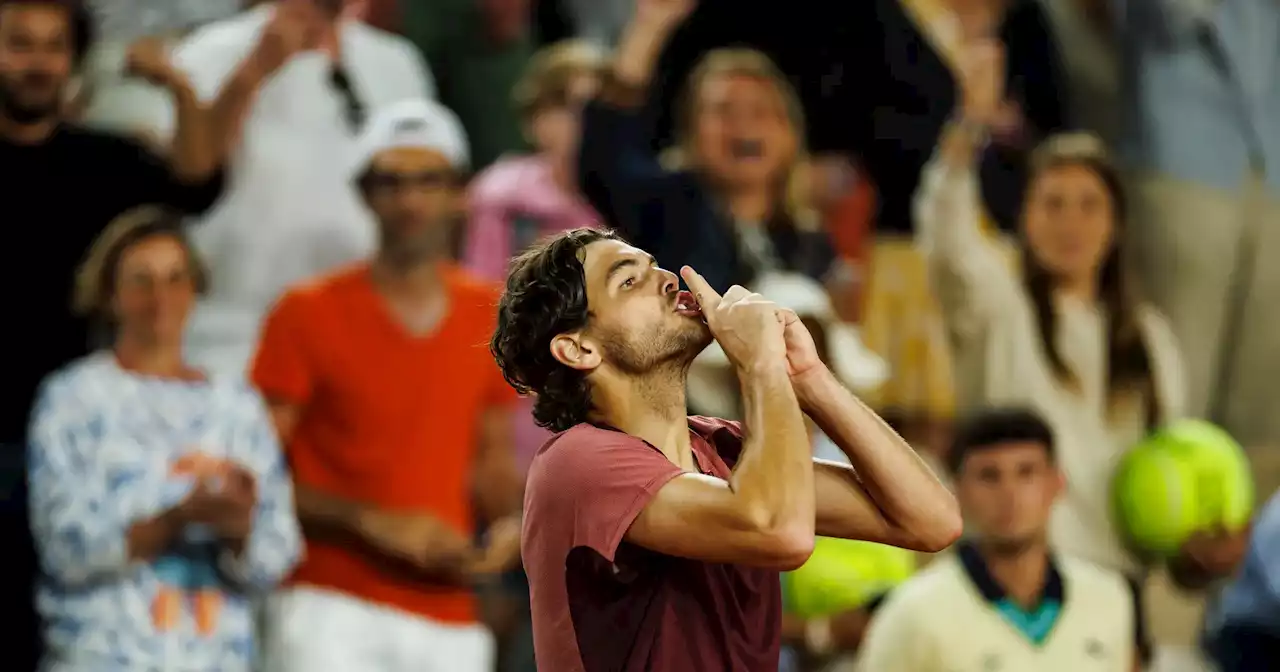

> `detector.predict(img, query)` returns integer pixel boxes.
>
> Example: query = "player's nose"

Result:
[658,268,679,296]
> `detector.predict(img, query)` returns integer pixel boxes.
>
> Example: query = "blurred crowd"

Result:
[1,0,1279,670]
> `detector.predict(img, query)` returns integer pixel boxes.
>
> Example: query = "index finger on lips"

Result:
[680,266,722,306]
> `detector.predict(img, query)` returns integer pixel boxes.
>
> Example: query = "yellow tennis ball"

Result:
[783,537,916,618]
[1112,419,1254,558]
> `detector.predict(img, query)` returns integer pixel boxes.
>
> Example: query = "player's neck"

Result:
[977,539,1051,609]
[594,374,696,467]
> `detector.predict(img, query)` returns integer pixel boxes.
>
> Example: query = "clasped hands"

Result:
[175,463,258,546]
[680,266,828,389]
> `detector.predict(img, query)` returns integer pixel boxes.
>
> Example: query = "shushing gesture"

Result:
[681,267,786,373]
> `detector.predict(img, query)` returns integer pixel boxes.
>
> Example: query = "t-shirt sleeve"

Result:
[528,431,685,562]
[689,415,745,468]
[251,291,315,405]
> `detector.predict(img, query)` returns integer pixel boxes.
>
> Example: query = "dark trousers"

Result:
[0,446,39,670]
[1206,624,1280,672]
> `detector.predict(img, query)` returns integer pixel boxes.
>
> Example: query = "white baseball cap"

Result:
[350,98,470,179]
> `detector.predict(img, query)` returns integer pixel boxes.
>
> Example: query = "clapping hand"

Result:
[178,464,257,544]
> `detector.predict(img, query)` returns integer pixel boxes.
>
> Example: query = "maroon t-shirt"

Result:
[521,416,783,672]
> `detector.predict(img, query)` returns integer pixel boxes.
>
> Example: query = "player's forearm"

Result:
[795,369,961,552]
[731,363,816,544]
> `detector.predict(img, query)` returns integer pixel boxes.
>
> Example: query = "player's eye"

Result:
[621,277,636,289]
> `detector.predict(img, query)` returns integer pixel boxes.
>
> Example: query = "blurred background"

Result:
[3,0,1279,670]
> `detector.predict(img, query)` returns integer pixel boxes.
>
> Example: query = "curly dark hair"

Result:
[491,227,620,432]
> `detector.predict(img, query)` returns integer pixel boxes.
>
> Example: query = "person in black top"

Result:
[0,1,222,668]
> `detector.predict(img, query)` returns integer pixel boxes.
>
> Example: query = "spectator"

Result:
[78,0,240,136]
[915,104,1190,576]
[843,0,1069,233]
[578,0,840,294]
[134,0,435,378]
[252,99,522,672]
[858,409,1136,671]
[27,207,301,671]
[1203,491,1280,672]
[1119,0,1280,453]
[464,38,604,283]
[0,0,223,445]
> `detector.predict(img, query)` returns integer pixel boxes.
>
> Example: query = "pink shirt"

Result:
[464,155,601,282]
[464,155,601,469]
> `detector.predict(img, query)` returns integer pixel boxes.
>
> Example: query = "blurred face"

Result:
[570,239,711,376]
[690,73,796,191]
[0,4,73,124]
[1021,163,1116,282]
[363,147,460,264]
[955,441,1061,553]
[111,235,198,344]
[529,72,598,159]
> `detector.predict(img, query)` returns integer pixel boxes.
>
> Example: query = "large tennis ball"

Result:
[783,537,916,618]
[1112,419,1254,558]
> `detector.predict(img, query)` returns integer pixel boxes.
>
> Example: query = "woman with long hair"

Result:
[27,208,301,671]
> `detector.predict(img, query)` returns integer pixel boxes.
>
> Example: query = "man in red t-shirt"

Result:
[253,99,523,672]
[491,225,963,670]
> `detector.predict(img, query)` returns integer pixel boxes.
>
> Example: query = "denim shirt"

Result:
[1118,0,1280,192]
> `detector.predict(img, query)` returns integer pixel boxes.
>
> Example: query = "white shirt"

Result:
[28,353,302,671]
[914,156,1187,576]
[858,553,1134,672]
[136,5,437,378]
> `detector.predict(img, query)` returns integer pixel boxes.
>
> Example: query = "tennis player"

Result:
[491,229,962,670]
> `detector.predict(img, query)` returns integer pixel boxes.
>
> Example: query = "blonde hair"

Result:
[666,48,817,230]
[73,206,208,319]
[512,39,607,120]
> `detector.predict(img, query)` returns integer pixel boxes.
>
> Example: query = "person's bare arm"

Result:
[625,365,815,569]
[473,406,524,521]
[796,369,961,552]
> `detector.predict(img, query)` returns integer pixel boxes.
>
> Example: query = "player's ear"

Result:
[550,331,600,371]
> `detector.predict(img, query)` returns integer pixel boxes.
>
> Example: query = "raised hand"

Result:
[681,266,786,373]
[956,38,1005,126]
[467,516,522,578]
[633,0,696,29]
[124,37,183,89]
[249,3,317,76]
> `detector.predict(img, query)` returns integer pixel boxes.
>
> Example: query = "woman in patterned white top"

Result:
[27,206,302,672]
